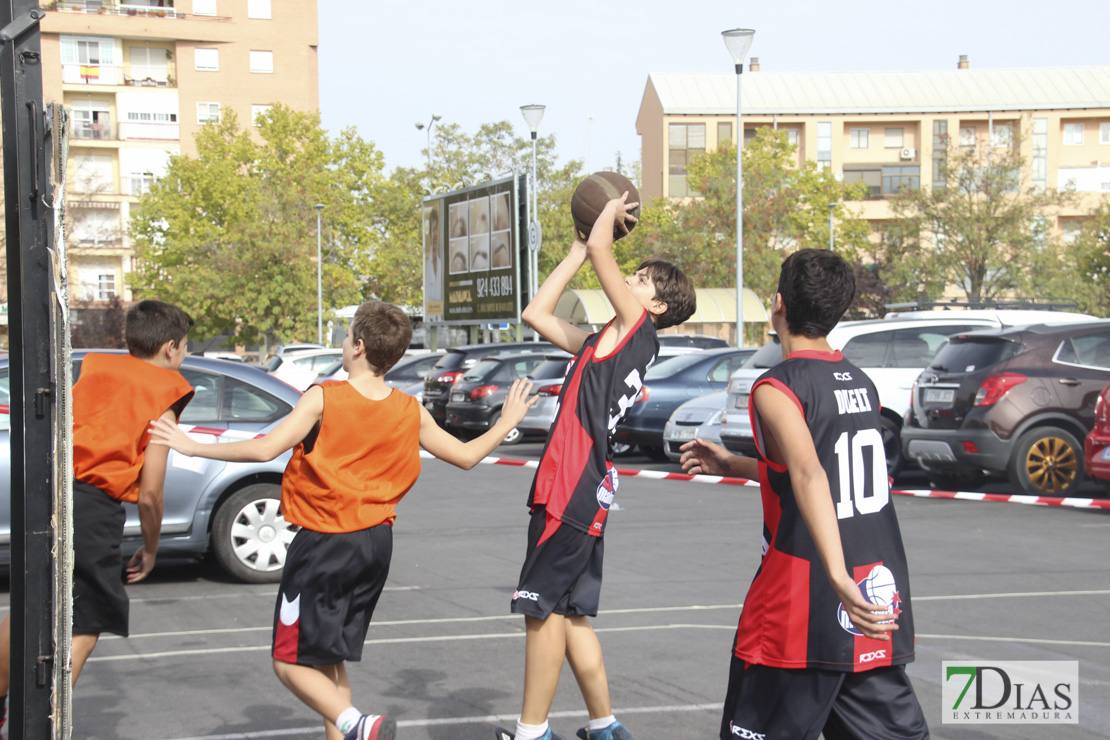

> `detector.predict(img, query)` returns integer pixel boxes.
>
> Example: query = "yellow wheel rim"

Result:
[1024,435,1078,495]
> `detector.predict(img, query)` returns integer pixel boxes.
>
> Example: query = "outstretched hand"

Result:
[499,379,537,428]
[679,437,733,476]
[148,417,198,456]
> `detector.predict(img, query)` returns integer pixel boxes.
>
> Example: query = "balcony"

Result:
[71,119,180,142]
[47,1,231,21]
[62,61,177,87]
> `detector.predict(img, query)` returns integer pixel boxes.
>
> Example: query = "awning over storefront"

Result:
[554,287,768,327]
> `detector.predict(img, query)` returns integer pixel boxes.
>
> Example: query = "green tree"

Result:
[887,137,1075,303]
[1071,203,1110,315]
[129,105,387,345]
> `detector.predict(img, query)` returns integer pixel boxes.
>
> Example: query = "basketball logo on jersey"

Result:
[837,564,902,635]
[596,467,618,510]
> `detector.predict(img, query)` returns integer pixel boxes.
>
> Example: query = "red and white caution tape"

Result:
[172,429,1110,511]
[417,451,1110,510]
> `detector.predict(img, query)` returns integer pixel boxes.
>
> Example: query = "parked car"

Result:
[1083,382,1110,494]
[267,348,344,391]
[516,353,574,441]
[315,350,445,388]
[0,351,303,583]
[720,310,1099,475]
[203,351,244,362]
[902,320,1110,496]
[662,389,729,462]
[444,352,553,444]
[612,348,754,460]
[423,341,552,426]
[658,334,730,350]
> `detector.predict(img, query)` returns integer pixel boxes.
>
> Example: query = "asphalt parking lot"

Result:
[2,444,1108,739]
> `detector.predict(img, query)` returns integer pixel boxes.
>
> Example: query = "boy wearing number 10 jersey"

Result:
[680,249,928,739]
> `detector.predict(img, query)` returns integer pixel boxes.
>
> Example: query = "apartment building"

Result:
[636,59,1110,238]
[37,0,319,305]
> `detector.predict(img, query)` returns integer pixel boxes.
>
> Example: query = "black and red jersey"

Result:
[737,349,916,673]
[528,312,658,536]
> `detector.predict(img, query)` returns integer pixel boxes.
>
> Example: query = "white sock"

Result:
[516,719,550,740]
[336,707,362,734]
[589,715,616,731]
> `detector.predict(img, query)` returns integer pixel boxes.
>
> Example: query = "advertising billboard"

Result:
[423,174,524,325]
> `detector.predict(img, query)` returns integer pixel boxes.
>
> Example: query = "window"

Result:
[786,129,799,147]
[889,327,975,368]
[129,171,155,195]
[1056,332,1110,370]
[668,123,706,198]
[197,102,221,124]
[850,128,869,149]
[841,332,890,368]
[884,128,903,149]
[1032,118,1048,193]
[960,126,976,147]
[717,122,732,149]
[97,273,116,301]
[991,124,1013,148]
[194,47,219,71]
[251,104,273,126]
[71,106,111,140]
[249,50,273,74]
[129,46,169,84]
[1102,122,1110,145]
[192,0,217,15]
[882,166,920,195]
[1063,123,1084,146]
[127,111,177,123]
[932,120,948,189]
[73,153,114,193]
[843,167,881,198]
[817,122,832,170]
[247,0,271,17]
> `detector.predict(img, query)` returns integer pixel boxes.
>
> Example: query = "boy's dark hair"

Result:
[639,259,696,330]
[126,300,194,358]
[351,302,412,375]
[776,249,855,338]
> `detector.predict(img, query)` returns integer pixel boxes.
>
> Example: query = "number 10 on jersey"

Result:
[833,429,890,519]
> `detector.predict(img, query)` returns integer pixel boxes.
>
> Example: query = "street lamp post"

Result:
[722,28,755,347]
[520,104,545,312]
[414,113,442,169]
[315,203,325,345]
[829,202,839,251]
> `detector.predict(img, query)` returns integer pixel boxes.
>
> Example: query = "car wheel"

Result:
[612,441,634,457]
[880,415,904,478]
[212,483,298,583]
[489,411,522,445]
[1008,426,1083,497]
[928,471,985,492]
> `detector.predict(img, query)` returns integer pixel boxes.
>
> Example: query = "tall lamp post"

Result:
[315,203,325,345]
[722,28,755,347]
[414,113,442,169]
[829,202,839,251]
[520,104,545,311]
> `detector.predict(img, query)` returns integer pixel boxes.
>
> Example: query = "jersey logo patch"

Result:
[596,468,619,510]
[837,564,901,635]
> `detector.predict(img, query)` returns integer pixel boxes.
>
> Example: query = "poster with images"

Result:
[422,175,523,324]
[423,202,444,319]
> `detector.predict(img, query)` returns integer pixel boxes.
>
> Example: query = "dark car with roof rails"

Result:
[445,351,560,444]
[902,320,1110,497]
[422,341,552,426]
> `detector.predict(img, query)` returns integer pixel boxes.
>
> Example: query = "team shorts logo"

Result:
[513,590,539,602]
[837,564,902,635]
[596,467,618,510]
[729,722,766,739]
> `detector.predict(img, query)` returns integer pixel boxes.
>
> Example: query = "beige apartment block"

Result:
[30,0,319,307]
[637,60,1110,249]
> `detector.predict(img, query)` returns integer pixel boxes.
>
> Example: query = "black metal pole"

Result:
[1,1,57,736]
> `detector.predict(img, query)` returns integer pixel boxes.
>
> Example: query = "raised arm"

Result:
[586,194,644,334]
[419,379,536,469]
[149,386,325,462]
[752,384,897,641]
[521,238,591,354]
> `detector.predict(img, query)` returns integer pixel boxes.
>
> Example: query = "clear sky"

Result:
[318,0,1109,175]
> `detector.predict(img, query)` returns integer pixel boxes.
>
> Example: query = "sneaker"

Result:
[575,721,636,740]
[343,714,396,740]
[494,728,566,740]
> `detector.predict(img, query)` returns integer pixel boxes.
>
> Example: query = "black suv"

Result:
[422,341,551,425]
[901,320,1110,496]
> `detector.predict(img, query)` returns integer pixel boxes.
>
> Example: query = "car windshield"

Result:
[742,338,784,369]
[463,359,501,381]
[929,337,1020,373]
[645,353,704,379]
[319,359,343,377]
[530,358,569,380]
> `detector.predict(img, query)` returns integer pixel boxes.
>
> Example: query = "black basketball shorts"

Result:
[73,482,129,637]
[272,523,393,666]
[720,657,929,740]
[511,506,604,620]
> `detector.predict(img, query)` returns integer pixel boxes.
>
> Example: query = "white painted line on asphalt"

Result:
[914,589,1110,601]
[127,584,419,605]
[167,702,723,739]
[919,633,1110,648]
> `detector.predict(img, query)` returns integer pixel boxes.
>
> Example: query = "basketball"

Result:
[571,171,641,241]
